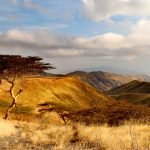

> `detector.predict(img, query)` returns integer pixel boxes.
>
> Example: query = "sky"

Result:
[0,0,150,74]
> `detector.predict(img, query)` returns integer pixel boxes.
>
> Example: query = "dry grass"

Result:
[0,77,112,113]
[68,101,150,126]
[0,120,16,137]
[77,124,150,150]
[0,76,149,149]
[112,93,150,106]
[0,119,149,150]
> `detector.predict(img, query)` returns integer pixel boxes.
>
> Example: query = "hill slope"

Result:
[106,80,150,105]
[106,80,150,94]
[67,71,150,91]
[0,76,113,114]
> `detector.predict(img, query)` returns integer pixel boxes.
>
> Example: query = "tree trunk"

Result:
[4,81,17,120]
[4,96,16,120]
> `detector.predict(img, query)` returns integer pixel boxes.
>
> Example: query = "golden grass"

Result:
[0,120,16,137]
[0,76,149,149]
[0,77,112,113]
[0,119,149,150]
[77,124,150,150]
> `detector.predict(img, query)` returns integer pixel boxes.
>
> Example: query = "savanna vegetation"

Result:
[0,55,55,119]
[0,54,149,150]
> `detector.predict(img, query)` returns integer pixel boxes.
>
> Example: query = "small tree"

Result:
[0,54,55,119]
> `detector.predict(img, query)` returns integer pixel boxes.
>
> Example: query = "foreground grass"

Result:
[0,119,149,150]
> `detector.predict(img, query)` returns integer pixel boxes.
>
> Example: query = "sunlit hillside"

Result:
[0,76,113,114]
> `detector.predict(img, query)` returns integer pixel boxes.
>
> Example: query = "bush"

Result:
[68,101,150,126]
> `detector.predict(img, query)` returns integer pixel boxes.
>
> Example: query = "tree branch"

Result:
[15,89,23,98]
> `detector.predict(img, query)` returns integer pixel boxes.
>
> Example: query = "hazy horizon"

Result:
[50,67,150,76]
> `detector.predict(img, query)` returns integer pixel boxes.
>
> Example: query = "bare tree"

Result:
[0,55,55,119]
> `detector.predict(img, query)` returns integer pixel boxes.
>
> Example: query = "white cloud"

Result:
[82,0,150,21]
[0,20,150,58]
[6,30,35,42]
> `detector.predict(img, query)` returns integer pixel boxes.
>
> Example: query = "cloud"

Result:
[23,0,51,16]
[23,0,78,20]
[11,0,18,6]
[82,0,150,21]
[0,19,150,59]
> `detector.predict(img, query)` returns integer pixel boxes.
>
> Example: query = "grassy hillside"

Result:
[106,80,150,106]
[0,76,113,114]
[112,93,150,105]
[106,80,140,94]
[1,76,149,125]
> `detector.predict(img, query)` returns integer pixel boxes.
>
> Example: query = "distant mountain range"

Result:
[40,70,150,106]
[66,71,150,91]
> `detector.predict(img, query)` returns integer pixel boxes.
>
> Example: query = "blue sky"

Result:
[0,0,150,74]
[0,0,131,35]
[0,0,82,32]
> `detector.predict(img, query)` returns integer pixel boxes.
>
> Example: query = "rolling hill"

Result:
[67,71,150,91]
[106,80,150,106]
[0,76,113,114]
[0,76,149,125]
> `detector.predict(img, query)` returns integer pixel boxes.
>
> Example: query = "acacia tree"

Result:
[0,55,55,119]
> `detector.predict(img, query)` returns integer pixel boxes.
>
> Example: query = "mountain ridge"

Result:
[66,71,150,91]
